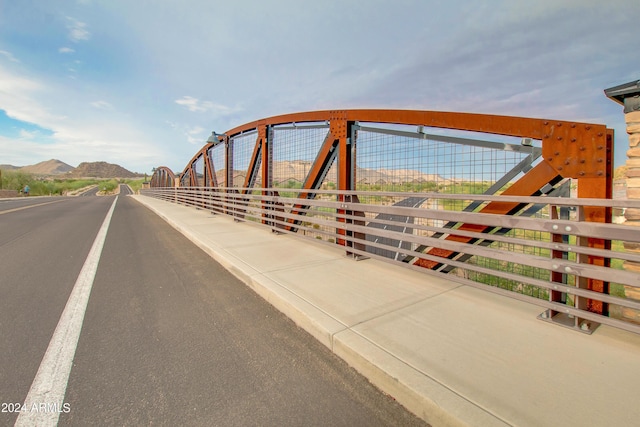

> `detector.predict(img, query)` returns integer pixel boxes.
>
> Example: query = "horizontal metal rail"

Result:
[141,186,640,335]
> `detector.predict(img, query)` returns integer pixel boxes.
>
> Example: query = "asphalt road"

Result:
[79,186,100,197]
[0,197,69,213]
[1,186,425,426]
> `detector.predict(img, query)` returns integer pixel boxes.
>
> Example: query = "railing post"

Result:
[332,112,357,252]
[550,204,569,305]
[173,177,178,204]
[573,205,596,329]
[541,202,601,333]
[261,124,272,225]
[226,135,233,216]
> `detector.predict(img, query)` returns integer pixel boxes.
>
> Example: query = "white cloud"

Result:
[175,96,213,113]
[174,96,242,122]
[185,126,206,144]
[0,136,43,166]
[0,67,62,128]
[0,65,165,172]
[90,100,113,110]
[19,129,37,139]
[0,50,20,63]
[59,47,75,54]
[167,121,209,146]
[66,17,90,42]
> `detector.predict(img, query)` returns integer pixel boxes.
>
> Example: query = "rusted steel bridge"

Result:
[145,109,640,335]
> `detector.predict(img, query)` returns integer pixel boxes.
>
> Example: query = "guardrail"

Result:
[141,186,640,335]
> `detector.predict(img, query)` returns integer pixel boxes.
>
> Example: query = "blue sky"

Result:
[0,0,638,174]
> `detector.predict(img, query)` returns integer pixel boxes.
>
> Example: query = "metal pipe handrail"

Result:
[141,186,640,335]
[174,188,640,264]
[167,185,640,209]
[160,186,640,242]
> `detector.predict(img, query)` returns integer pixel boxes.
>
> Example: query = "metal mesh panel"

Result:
[230,132,259,188]
[209,144,226,187]
[271,125,331,189]
[609,234,637,322]
[465,221,553,300]
[355,126,532,194]
[462,183,572,300]
[180,172,190,187]
[354,125,555,299]
[194,155,204,186]
[271,124,336,240]
[354,125,534,228]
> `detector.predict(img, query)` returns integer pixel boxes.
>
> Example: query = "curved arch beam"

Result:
[150,166,176,188]
[224,109,609,181]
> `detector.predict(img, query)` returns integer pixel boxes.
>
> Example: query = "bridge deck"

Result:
[135,195,640,427]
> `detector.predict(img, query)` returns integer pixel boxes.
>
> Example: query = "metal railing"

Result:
[141,186,640,335]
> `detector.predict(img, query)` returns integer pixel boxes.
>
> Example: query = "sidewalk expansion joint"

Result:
[346,284,465,330]
[263,274,350,330]
[255,257,345,275]
[342,327,513,427]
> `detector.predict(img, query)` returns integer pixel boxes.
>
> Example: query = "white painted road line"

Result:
[15,197,118,427]
[0,200,67,216]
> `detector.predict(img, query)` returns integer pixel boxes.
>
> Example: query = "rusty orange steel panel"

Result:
[329,115,350,191]
[541,121,609,179]
[260,125,270,189]
[572,128,613,315]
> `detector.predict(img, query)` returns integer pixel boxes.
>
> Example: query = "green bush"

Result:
[0,170,132,196]
[1,170,33,192]
[123,178,145,193]
[98,179,119,193]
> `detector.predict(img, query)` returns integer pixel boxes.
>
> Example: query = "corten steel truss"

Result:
[150,166,175,188]
[150,109,614,316]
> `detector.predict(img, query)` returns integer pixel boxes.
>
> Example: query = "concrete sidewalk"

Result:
[132,195,640,427]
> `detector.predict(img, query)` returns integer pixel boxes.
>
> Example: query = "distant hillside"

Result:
[68,161,140,178]
[0,164,20,171]
[263,160,450,186]
[20,159,74,175]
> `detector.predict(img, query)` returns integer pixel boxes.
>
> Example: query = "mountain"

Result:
[0,164,20,170]
[1,159,142,178]
[265,160,449,186]
[68,161,140,178]
[20,159,74,175]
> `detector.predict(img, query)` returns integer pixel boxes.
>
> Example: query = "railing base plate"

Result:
[346,253,369,261]
[537,310,600,335]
